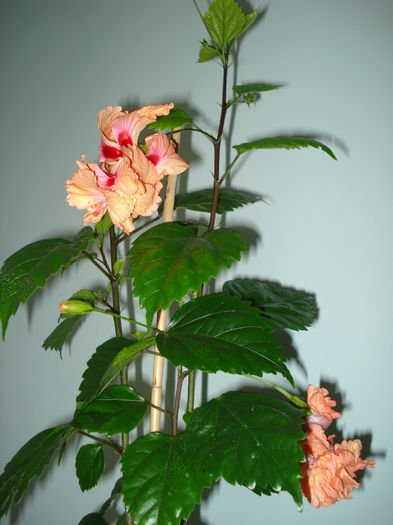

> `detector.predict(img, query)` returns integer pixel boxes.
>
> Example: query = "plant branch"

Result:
[109,225,134,525]
[76,430,122,454]
[187,65,230,413]
[84,252,113,281]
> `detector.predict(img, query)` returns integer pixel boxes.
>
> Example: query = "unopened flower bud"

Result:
[58,300,94,315]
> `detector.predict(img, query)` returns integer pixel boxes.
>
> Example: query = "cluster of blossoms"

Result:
[301,385,375,507]
[66,103,188,233]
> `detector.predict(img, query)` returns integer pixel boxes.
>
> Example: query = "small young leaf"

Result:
[0,226,93,339]
[0,425,73,517]
[174,187,265,214]
[75,444,105,492]
[183,391,306,507]
[121,433,211,525]
[233,82,284,96]
[95,212,113,234]
[156,293,293,385]
[78,514,109,525]
[204,0,252,48]
[73,385,148,435]
[113,257,127,276]
[233,136,337,159]
[77,337,136,405]
[147,109,192,131]
[129,223,246,327]
[198,41,221,63]
[223,279,317,331]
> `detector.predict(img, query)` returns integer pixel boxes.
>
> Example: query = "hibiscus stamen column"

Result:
[150,129,181,432]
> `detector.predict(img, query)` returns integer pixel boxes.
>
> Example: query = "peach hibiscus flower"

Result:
[300,385,375,507]
[66,103,188,233]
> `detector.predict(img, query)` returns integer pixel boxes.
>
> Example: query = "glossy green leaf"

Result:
[233,136,337,159]
[198,42,221,63]
[75,444,105,492]
[204,0,256,48]
[0,425,73,517]
[223,279,316,331]
[99,337,156,390]
[184,391,305,507]
[129,223,246,326]
[79,514,109,525]
[95,212,113,234]
[0,227,93,339]
[43,315,85,352]
[233,82,284,95]
[156,294,293,385]
[121,432,211,525]
[73,385,148,435]
[147,109,192,131]
[174,188,265,214]
[77,337,142,405]
[43,289,96,352]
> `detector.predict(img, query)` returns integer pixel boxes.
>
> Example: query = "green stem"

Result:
[91,307,150,330]
[245,375,309,409]
[219,152,240,184]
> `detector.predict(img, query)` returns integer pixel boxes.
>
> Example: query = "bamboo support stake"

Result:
[150,128,181,432]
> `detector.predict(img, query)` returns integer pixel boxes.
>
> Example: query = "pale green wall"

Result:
[1,1,392,524]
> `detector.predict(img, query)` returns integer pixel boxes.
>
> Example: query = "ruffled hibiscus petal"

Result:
[145,133,189,176]
[123,145,161,186]
[66,161,107,223]
[103,190,135,234]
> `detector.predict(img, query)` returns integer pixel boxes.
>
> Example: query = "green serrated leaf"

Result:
[129,223,246,327]
[99,337,156,392]
[43,315,85,352]
[174,187,265,214]
[77,337,136,405]
[0,425,73,517]
[198,43,221,63]
[233,82,284,96]
[204,0,249,48]
[156,293,293,385]
[75,444,105,492]
[183,391,305,507]
[121,433,211,525]
[0,227,93,339]
[73,385,148,435]
[223,279,317,331]
[78,514,109,525]
[233,136,337,159]
[95,212,113,234]
[147,109,192,131]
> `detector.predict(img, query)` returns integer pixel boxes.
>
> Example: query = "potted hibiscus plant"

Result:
[0,0,374,524]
